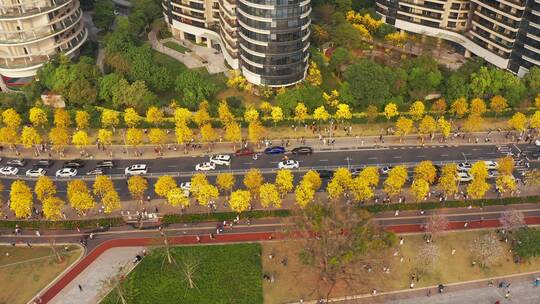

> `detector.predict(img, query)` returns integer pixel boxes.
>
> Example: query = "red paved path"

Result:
[37,216,540,303]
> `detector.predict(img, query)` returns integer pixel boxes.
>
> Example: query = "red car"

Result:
[235,147,255,156]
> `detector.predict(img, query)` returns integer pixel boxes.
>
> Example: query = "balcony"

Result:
[0,7,82,45]
[0,25,86,69]
[0,0,71,19]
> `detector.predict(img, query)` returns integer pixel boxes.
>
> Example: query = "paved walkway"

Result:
[48,247,143,304]
[385,279,540,304]
[1,130,534,160]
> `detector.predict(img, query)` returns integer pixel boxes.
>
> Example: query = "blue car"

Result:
[264,146,286,154]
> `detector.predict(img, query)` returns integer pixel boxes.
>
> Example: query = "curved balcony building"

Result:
[0,0,88,89]
[163,0,311,87]
[376,0,540,76]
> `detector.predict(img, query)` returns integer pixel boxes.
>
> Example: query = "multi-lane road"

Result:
[0,143,536,200]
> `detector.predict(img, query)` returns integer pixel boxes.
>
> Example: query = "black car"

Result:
[6,159,26,167]
[316,169,334,179]
[532,150,540,160]
[291,146,313,155]
[96,160,115,168]
[34,159,54,168]
[350,167,362,177]
[63,159,85,168]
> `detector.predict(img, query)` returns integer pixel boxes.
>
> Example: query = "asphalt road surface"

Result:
[0,143,536,200]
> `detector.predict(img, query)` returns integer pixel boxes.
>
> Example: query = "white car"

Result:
[381,166,393,175]
[125,164,148,175]
[25,168,46,177]
[209,154,231,166]
[0,166,18,176]
[55,168,77,178]
[457,162,472,171]
[484,161,499,170]
[457,171,473,182]
[535,139,540,147]
[488,169,499,179]
[195,162,216,171]
[278,160,299,169]
[180,182,191,190]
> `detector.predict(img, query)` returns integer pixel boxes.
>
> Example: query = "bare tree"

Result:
[425,214,449,240]
[293,201,395,301]
[499,210,526,231]
[470,233,505,268]
[179,253,200,289]
[101,266,129,304]
[49,239,63,263]
[414,243,439,276]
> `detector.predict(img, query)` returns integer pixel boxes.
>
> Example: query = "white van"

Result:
[125,164,148,175]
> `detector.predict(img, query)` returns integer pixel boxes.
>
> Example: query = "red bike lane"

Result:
[37,216,540,303]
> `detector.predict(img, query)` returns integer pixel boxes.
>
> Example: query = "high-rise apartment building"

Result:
[376,0,540,76]
[163,0,311,87]
[0,0,88,90]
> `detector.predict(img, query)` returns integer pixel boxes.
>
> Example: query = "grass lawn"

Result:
[163,41,190,54]
[262,230,540,303]
[101,244,263,304]
[0,245,82,304]
[152,51,188,75]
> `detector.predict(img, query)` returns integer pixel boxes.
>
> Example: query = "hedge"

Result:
[161,209,291,225]
[0,217,124,230]
[0,196,538,230]
[360,196,540,213]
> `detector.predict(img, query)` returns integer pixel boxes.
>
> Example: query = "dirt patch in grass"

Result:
[0,245,82,304]
[261,231,540,303]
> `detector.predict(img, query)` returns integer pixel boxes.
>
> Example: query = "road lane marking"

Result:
[392,156,401,159]
[416,155,425,158]
[368,157,377,160]
[319,159,328,162]
[440,154,448,157]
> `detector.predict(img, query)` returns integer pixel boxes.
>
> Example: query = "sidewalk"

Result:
[48,247,143,304]
[0,130,531,160]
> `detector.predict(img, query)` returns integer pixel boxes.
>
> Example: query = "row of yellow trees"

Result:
[1,96,538,153]
[6,156,517,219]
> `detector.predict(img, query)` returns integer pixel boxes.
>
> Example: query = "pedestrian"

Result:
[196,235,201,243]
[78,284,83,292]
[505,290,510,298]
[89,233,94,240]
[26,242,31,247]
[35,230,41,237]
[399,237,404,245]
[427,289,431,297]
[451,248,456,255]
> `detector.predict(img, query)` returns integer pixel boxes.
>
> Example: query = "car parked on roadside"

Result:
[264,146,286,154]
[0,166,18,176]
[63,159,85,168]
[195,162,216,171]
[291,146,313,155]
[278,160,299,169]
[487,169,499,179]
[457,162,472,171]
[457,171,473,182]
[381,166,393,175]
[25,168,46,177]
[56,168,77,178]
[180,182,191,191]
[234,147,255,156]
[210,155,231,166]
[125,164,148,175]
[484,161,499,170]
[6,159,26,167]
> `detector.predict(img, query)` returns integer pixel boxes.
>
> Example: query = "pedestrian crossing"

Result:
[496,144,529,176]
